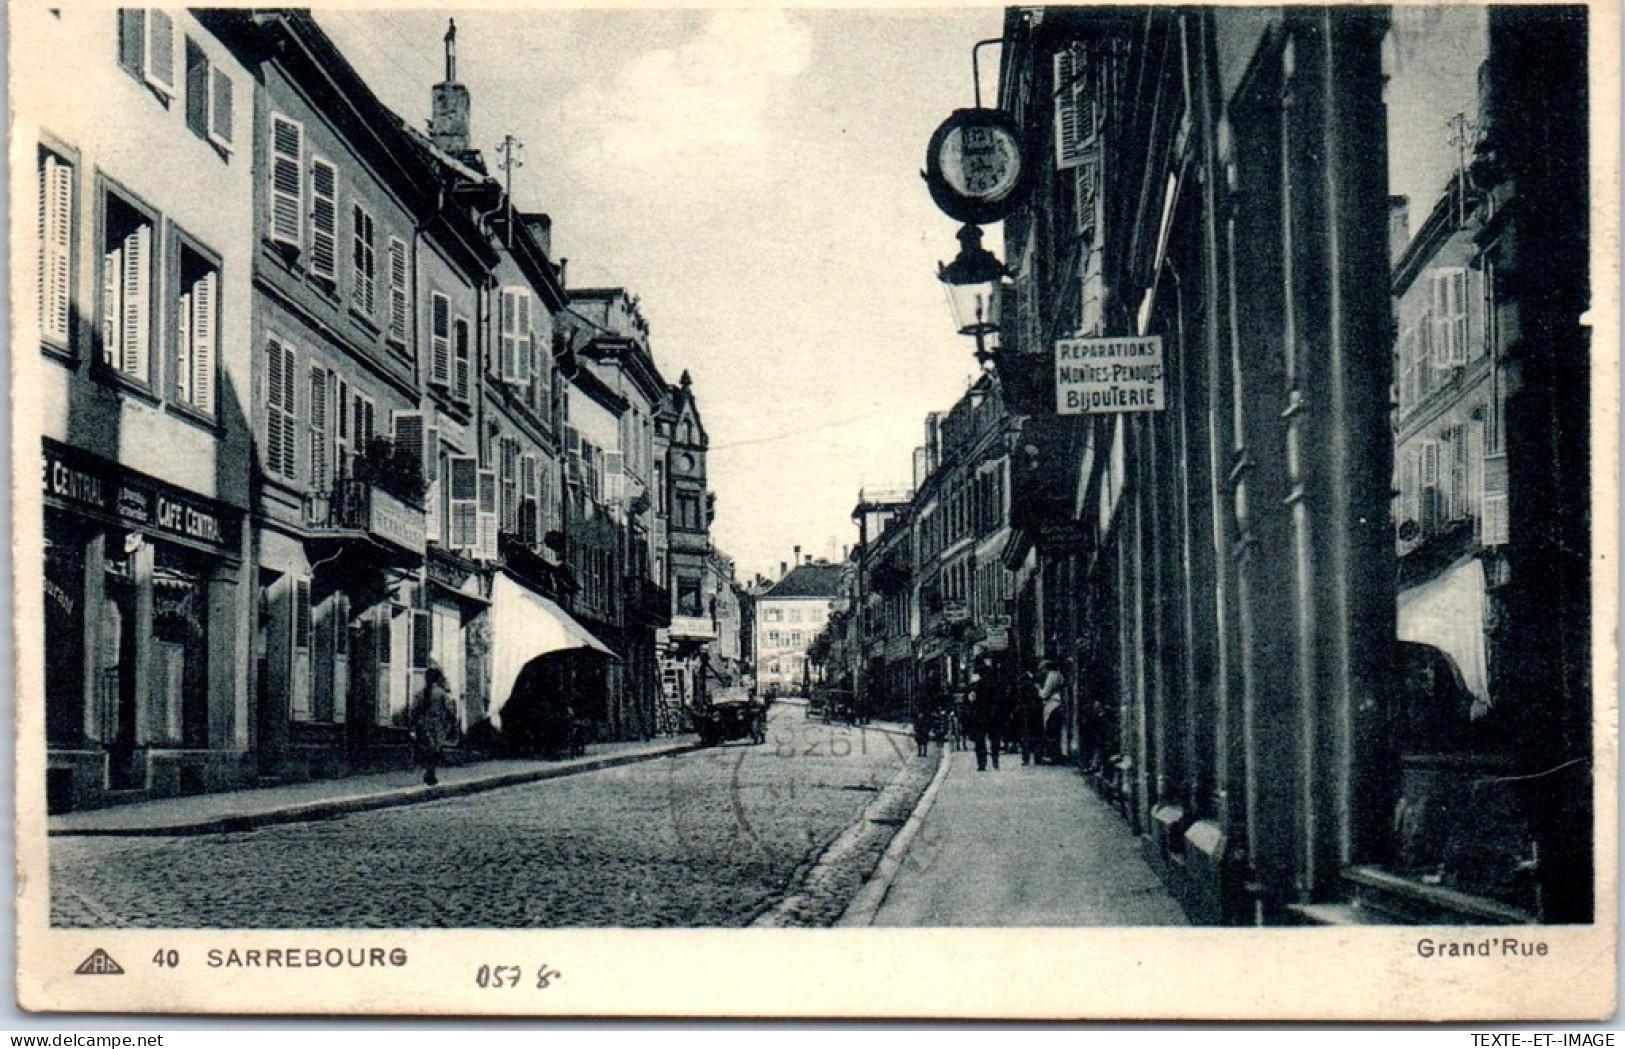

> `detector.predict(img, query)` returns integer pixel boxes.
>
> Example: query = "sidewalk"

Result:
[847,744,1190,926]
[48,737,699,837]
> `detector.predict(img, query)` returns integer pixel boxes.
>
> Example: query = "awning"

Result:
[489,572,619,723]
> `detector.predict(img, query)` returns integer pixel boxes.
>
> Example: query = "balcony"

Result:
[305,478,426,558]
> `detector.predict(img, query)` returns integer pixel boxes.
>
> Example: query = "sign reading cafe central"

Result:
[1055,336,1166,415]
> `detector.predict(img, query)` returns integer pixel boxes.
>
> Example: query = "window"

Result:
[184,37,233,149]
[498,287,531,383]
[447,455,479,551]
[308,365,330,491]
[269,115,303,250]
[263,337,298,481]
[499,436,519,535]
[172,241,218,415]
[676,491,701,531]
[350,391,375,452]
[38,147,74,350]
[388,239,409,344]
[351,205,375,316]
[100,189,155,384]
[119,9,175,99]
[1432,268,1470,367]
[429,292,451,386]
[309,158,337,283]
[520,453,539,545]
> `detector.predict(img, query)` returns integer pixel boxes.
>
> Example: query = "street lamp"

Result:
[937,223,1007,365]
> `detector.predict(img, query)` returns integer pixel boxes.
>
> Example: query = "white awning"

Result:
[1398,557,1489,703]
[489,572,618,724]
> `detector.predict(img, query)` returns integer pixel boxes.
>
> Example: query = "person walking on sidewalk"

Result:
[913,706,933,757]
[967,657,1005,771]
[1019,664,1046,765]
[412,665,457,787]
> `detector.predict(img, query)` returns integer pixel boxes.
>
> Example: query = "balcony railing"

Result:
[306,478,426,557]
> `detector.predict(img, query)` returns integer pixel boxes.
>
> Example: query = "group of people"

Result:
[912,655,1068,772]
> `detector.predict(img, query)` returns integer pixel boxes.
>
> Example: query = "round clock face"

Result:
[924,109,1030,225]
[939,124,1023,202]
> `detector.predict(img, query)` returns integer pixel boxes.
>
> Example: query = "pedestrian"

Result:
[1037,658,1067,764]
[1019,664,1046,766]
[968,656,1005,771]
[412,665,456,786]
[912,705,933,757]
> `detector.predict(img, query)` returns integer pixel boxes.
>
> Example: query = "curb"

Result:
[50,741,703,838]
[835,742,954,927]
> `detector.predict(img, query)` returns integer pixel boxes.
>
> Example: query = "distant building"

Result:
[754,560,844,698]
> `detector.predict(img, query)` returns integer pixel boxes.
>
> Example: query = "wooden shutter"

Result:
[499,288,520,382]
[448,455,479,550]
[309,365,329,491]
[424,427,441,544]
[516,292,534,380]
[208,66,234,147]
[291,578,312,720]
[477,468,499,561]
[391,411,426,502]
[185,38,208,136]
[309,158,338,282]
[520,453,539,545]
[118,9,145,77]
[269,115,303,250]
[265,340,287,478]
[144,9,176,97]
[453,317,471,403]
[388,238,409,344]
[119,223,151,381]
[1053,47,1093,171]
[189,268,217,414]
[39,153,73,346]
[604,451,624,505]
[430,292,451,386]
[1449,270,1469,365]
[351,205,375,314]
[410,609,432,671]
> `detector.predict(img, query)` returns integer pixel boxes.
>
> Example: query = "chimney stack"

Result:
[780,561,788,579]
[430,19,472,155]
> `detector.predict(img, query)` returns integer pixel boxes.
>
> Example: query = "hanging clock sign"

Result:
[923,108,1032,225]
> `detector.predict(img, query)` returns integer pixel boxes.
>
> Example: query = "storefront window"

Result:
[44,515,87,744]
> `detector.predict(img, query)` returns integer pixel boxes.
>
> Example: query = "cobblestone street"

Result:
[51,706,933,929]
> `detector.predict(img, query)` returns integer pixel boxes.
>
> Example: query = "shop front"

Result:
[43,439,246,813]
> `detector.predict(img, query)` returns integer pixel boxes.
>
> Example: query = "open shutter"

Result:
[477,468,499,561]
[191,269,217,414]
[604,451,624,505]
[291,578,312,720]
[144,9,176,97]
[516,292,534,381]
[388,238,409,344]
[1449,270,1469,365]
[119,9,146,77]
[265,340,287,478]
[391,411,426,505]
[120,223,151,381]
[209,65,234,147]
[40,154,73,346]
[498,288,519,382]
[430,292,451,386]
[447,456,479,551]
[309,158,338,282]
[351,205,375,315]
[270,116,304,250]
[309,365,329,491]
[424,426,441,544]
[1053,47,1093,171]
[453,318,471,402]
[281,339,299,479]
[520,453,539,545]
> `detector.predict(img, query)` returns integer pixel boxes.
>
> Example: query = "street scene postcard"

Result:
[10,0,1619,1021]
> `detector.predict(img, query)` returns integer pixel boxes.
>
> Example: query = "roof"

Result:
[762,563,845,600]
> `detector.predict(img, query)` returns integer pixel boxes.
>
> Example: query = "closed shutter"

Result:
[430,292,451,385]
[189,268,217,414]
[477,468,499,561]
[410,609,432,671]
[119,223,151,381]
[39,154,73,346]
[388,238,409,344]
[1481,452,1509,546]
[309,158,338,282]
[447,456,479,550]
[209,66,234,147]
[520,453,539,545]
[144,9,175,97]
[392,411,426,505]
[270,115,303,250]
[265,337,297,480]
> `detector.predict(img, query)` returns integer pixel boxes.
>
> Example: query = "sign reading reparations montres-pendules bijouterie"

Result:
[1054,335,1166,415]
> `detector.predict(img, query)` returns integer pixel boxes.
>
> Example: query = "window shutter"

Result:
[453,318,471,402]
[1420,439,1439,488]
[185,38,208,136]
[424,427,441,544]
[430,292,451,385]
[209,66,234,147]
[309,158,338,282]
[270,115,303,250]
[309,365,329,491]
[1449,270,1469,365]
[39,154,73,346]
[392,411,426,501]
[516,293,534,380]
[351,205,375,315]
[1075,155,1099,238]
[388,238,409,344]
[499,288,519,382]
[477,468,499,561]
[447,456,479,550]
[144,9,175,96]
[265,340,287,477]
[120,223,151,381]
[291,579,312,720]
[604,451,624,505]
[410,609,432,671]
[281,339,299,479]
[1053,48,1093,171]
[190,268,217,414]
[119,9,146,77]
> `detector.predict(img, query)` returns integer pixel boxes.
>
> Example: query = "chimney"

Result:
[430,19,472,155]
[1388,196,1410,268]
[779,561,788,579]
[793,545,801,568]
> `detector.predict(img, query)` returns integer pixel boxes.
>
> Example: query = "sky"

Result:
[318,7,1489,583]
[318,7,1004,582]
